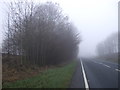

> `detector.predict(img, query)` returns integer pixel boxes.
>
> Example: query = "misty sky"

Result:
[0,0,119,57]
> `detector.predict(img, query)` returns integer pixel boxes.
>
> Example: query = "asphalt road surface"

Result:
[70,58,119,88]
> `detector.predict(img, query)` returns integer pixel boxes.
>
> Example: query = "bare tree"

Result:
[2,1,80,66]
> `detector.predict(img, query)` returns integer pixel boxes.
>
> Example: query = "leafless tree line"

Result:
[96,32,118,56]
[2,1,80,66]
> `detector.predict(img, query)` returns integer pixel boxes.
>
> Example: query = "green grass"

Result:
[3,61,77,88]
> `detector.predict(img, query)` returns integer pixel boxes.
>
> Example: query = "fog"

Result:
[0,0,119,57]
[50,0,119,57]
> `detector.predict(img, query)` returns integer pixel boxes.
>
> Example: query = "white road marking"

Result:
[80,59,89,89]
[91,60,120,73]
[93,61,98,64]
[91,61,111,68]
[92,61,102,65]
[103,64,111,68]
[98,63,103,65]
[115,69,120,72]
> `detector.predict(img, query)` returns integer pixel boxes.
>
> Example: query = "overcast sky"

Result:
[0,0,119,57]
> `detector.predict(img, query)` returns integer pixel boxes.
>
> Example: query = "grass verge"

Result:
[3,61,77,88]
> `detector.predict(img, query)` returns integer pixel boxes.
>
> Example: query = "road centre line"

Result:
[103,64,111,68]
[115,69,120,72]
[92,61,111,68]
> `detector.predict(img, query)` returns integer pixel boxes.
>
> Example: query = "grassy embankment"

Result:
[96,53,118,63]
[3,61,77,88]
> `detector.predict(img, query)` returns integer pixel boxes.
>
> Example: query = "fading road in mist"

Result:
[71,59,119,88]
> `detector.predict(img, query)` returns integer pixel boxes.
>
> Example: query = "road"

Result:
[70,58,119,88]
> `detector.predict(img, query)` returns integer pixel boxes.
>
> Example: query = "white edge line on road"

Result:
[80,59,89,89]
[115,69,120,72]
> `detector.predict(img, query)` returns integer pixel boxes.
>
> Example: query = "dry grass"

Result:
[2,54,68,84]
[3,62,77,88]
[2,63,47,84]
[96,53,118,63]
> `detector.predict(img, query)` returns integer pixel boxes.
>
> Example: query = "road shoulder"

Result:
[70,60,85,88]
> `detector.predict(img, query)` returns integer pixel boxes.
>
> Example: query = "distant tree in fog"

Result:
[96,32,118,56]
